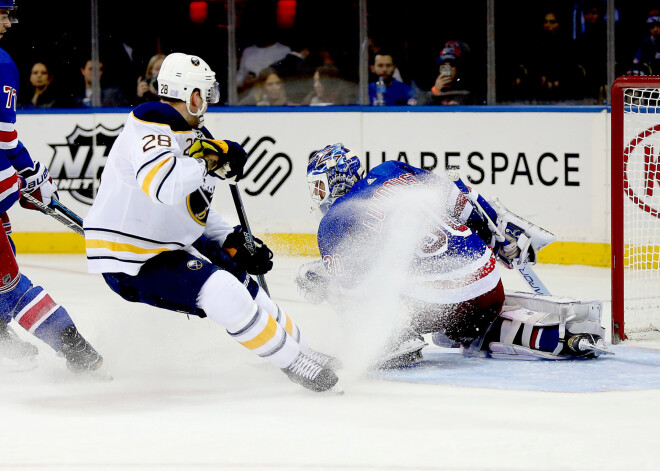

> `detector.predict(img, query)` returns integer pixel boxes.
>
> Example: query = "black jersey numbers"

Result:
[142,134,172,153]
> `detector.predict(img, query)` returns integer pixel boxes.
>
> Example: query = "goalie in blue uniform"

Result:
[296,143,611,367]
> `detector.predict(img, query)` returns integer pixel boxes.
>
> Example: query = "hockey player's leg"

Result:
[195,236,342,370]
[253,286,342,369]
[4,274,102,373]
[0,232,38,364]
[197,270,338,392]
[479,292,612,359]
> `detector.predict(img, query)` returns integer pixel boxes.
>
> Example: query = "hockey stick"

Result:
[448,173,551,295]
[229,183,271,296]
[21,193,85,236]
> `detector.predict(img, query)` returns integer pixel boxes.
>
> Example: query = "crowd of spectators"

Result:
[9,1,660,109]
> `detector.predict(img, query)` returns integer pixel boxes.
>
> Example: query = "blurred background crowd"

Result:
[3,0,658,109]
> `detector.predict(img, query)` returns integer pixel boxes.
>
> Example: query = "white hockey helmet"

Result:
[157,53,220,116]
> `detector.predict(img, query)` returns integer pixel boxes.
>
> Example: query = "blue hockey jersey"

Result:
[317,160,501,305]
[0,47,34,215]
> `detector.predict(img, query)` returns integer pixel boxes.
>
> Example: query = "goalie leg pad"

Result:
[503,291,606,338]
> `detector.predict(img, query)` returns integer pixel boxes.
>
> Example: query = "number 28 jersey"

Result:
[84,102,233,276]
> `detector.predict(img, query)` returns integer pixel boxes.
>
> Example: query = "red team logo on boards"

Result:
[624,123,660,218]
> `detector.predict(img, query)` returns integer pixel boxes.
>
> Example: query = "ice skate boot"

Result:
[59,325,103,373]
[565,333,613,357]
[282,352,339,392]
[304,348,343,370]
[0,318,38,360]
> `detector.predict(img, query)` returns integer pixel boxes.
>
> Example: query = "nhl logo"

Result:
[47,124,123,205]
[191,57,200,66]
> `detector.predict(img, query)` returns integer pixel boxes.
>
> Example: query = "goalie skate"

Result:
[282,352,339,392]
[566,333,612,357]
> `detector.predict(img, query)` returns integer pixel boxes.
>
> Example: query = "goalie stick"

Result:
[447,173,551,296]
[229,183,271,296]
[21,193,84,236]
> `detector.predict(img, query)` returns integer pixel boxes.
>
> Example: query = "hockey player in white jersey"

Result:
[296,143,610,367]
[84,53,339,392]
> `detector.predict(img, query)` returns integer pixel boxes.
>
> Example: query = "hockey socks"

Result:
[0,275,74,351]
[227,305,300,369]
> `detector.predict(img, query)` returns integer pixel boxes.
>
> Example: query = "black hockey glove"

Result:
[222,226,273,275]
[189,139,247,182]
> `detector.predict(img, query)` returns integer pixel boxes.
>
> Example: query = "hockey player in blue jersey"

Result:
[296,143,610,366]
[83,52,339,392]
[0,0,103,372]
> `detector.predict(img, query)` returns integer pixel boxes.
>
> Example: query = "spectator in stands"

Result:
[272,39,316,104]
[302,65,354,106]
[136,53,165,104]
[238,67,294,106]
[368,50,416,106]
[71,59,128,107]
[418,41,473,106]
[575,0,607,102]
[236,22,291,101]
[633,10,660,75]
[527,8,580,102]
[18,61,62,109]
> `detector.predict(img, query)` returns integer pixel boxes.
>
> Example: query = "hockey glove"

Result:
[222,225,273,275]
[18,162,59,211]
[190,139,247,182]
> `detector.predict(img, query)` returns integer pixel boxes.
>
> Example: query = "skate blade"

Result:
[69,367,114,382]
[580,340,614,356]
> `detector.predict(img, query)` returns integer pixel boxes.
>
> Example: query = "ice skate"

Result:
[0,318,39,371]
[59,325,104,374]
[282,352,339,392]
[566,333,613,357]
[304,348,343,370]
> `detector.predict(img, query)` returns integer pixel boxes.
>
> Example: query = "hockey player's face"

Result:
[312,180,326,200]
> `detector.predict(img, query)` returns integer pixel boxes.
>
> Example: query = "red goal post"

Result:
[611,76,660,343]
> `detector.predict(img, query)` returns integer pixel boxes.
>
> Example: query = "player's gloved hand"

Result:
[222,225,273,275]
[18,162,59,210]
[190,139,248,182]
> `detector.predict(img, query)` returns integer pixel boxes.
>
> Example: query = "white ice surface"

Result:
[1,254,659,471]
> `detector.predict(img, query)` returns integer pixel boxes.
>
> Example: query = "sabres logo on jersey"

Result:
[187,259,203,270]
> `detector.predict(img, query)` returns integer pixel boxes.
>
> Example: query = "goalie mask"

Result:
[307,143,365,214]
[157,53,220,117]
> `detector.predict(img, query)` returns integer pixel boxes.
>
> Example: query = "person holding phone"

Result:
[419,41,473,106]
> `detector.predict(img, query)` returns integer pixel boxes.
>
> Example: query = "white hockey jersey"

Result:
[84,102,233,275]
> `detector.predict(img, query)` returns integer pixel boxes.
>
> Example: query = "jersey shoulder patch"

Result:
[132,102,192,132]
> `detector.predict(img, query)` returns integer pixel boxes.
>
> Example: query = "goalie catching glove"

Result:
[222,225,273,275]
[18,161,59,211]
[488,198,556,269]
[190,139,247,182]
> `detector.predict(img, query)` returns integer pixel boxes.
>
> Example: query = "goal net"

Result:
[612,76,660,342]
